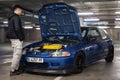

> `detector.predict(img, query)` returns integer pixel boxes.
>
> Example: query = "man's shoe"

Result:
[10,70,21,76]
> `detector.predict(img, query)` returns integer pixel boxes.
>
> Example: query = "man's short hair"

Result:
[12,5,22,11]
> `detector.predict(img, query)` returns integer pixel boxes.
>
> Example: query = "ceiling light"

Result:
[114,26,120,28]
[3,21,8,24]
[115,18,120,20]
[34,15,39,18]
[78,12,94,15]
[36,28,40,30]
[98,26,109,29]
[84,18,100,21]
[24,22,31,24]
[24,26,33,29]
[115,11,120,14]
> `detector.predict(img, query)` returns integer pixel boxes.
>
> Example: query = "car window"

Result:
[88,29,99,36]
[98,29,108,39]
[87,29,101,39]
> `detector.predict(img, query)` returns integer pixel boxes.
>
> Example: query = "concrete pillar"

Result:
[0,28,5,43]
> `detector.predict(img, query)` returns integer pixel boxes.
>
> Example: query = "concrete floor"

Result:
[0,42,120,80]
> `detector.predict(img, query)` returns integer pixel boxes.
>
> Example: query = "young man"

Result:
[7,5,25,76]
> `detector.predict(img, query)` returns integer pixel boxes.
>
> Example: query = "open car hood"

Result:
[38,3,82,39]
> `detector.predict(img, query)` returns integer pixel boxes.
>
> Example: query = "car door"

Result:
[97,28,109,58]
[85,28,103,62]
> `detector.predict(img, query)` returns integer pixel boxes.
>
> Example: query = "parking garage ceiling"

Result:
[0,0,120,28]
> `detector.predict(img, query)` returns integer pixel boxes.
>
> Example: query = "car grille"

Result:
[26,62,49,68]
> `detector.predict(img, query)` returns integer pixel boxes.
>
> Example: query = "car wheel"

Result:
[105,46,114,62]
[19,56,25,73]
[74,52,84,73]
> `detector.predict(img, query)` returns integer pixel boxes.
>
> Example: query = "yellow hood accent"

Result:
[43,44,62,50]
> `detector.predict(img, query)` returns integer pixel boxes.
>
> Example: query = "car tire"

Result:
[105,46,114,62]
[73,52,84,73]
[19,55,25,73]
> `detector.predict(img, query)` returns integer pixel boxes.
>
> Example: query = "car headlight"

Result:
[51,51,70,57]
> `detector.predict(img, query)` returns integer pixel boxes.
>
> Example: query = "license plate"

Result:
[27,57,44,63]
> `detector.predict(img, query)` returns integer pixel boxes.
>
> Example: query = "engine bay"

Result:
[29,43,66,53]
[28,35,80,53]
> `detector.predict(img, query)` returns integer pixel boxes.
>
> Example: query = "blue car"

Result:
[20,3,114,74]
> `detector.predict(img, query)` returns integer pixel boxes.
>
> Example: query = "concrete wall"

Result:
[105,28,120,41]
[24,29,41,42]
[0,28,42,43]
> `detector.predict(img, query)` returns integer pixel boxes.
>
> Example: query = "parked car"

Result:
[20,3,114,74]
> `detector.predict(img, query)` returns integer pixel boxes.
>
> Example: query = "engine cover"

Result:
[42,44,62,50]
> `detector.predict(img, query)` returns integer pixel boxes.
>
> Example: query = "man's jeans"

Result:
[10,39,23,72]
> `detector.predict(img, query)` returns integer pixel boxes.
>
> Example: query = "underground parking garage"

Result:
[0,0,120,80]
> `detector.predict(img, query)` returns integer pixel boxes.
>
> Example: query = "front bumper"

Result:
[20,56,75,74]
[25,67,73,74]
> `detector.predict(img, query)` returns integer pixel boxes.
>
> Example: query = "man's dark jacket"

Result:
[7,13,25,41]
